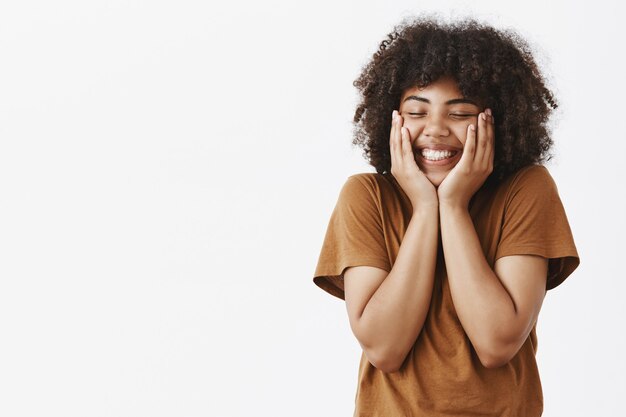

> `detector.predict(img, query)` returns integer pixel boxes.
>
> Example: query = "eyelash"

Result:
[408,113,475,118]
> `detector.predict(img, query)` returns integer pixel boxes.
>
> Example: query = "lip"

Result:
[415,149,462,166]
[416,144,463,151]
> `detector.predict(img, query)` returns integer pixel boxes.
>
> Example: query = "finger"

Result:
[394,112,404,168]
[484,112,495,168]
[400,126,413,164]
[390,111,398,168]
[460,123,476,168]
[474,112,488,164]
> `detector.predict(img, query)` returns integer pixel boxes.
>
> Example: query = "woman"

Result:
[313,16,580,416]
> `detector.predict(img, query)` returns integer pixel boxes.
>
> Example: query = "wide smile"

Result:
[415,148,462,166]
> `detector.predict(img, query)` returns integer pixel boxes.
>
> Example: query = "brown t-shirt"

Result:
[313,164,580,417]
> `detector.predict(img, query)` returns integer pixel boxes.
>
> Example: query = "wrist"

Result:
[412,201,439,216]
[439,200,469,213]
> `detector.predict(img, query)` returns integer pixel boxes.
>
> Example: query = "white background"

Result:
[0,0,624,416]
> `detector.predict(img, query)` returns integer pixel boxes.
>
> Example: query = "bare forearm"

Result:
[359,206,438,367]
[439,203,516,356]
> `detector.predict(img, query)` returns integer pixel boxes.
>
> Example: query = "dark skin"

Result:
[352,19,558,183]
[389,76,548,368]
[389,75,493,210]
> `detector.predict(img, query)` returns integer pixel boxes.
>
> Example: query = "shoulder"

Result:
[510,164,555,184]
[503,164,559,197]
[345,172,400,192]
[343,172,406,203]
[345,172,385,187]
[340,172,396,197]
[332,173,381,210]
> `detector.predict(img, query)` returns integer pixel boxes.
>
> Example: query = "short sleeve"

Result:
[313,175,391,300]
[495,165,580,290]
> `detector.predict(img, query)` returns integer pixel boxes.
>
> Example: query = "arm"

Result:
[437,110,548,368]
[344,205,438,373]
[439,203,548,368]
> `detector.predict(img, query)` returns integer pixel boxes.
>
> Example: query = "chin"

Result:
[425,172,448,188]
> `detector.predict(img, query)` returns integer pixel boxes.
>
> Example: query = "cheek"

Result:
[403,121,424,142]
[456,127,468,145]
[455,122,474,146]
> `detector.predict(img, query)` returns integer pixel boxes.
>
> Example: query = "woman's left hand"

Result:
[437,109,495,209]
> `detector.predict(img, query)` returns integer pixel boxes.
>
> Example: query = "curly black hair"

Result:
[352,15,558,183]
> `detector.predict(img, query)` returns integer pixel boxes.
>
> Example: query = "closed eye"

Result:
[406,113,476,118]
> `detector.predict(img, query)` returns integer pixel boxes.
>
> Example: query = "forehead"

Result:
[400,76,480,106]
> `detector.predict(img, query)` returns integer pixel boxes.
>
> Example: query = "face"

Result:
[398,76,484,187]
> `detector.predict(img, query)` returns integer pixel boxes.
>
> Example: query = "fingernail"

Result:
[485,108,492,116]
[392,110,397,120]
[470,124,475,131]
[481,113,486,120]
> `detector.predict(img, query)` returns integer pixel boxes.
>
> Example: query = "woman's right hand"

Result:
[389,110,438,211]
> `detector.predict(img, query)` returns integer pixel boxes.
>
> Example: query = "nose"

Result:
[423,115,450,137]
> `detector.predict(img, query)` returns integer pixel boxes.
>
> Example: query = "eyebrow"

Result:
[403,96,480,107]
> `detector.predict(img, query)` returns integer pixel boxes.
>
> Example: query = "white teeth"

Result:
[420,148,457,161]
